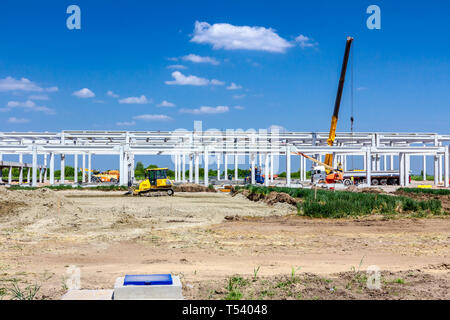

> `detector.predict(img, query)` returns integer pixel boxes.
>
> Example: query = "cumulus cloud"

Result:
[191,21,293,53]
[232,94,246,99]
[6,100,55,114]
[28,94,49,101]
[118,95,150,104]
[226,82,242,90]
[8,117,30,124]
[116,121,136,126]
[73,88,95,98]
[157,100,176,107]
[106,90,120,98]
[294,34,317,48]
[165,71,223,86]
[234,105,244,110]
[167,64,187,70]
[45,86,59,92]
[180,105,229,115]
[0,77,41,92]
[133,114,172,121]
[182,54,220,65]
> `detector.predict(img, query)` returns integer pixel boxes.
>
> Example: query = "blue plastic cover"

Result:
[123,274,173,286]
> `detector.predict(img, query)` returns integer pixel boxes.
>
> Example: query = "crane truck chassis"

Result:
[341,170,409,186]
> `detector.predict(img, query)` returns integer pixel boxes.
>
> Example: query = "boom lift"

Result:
[295,36,353,184]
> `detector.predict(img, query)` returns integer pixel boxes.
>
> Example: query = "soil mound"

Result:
[174,183,216,193]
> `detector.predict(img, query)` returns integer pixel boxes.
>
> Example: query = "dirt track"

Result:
[0,188,449,299]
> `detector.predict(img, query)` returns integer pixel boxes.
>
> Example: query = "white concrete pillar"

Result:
[299,155,303,182]
[423,155,427,181]
[366,149,372,186]
[43,154,47,183]
[405,154,410,186]
[216,154,220,181]
[27,167,31,184]
[82,153,86,183]
[434,155,439,185]
[286,146,291,187]
[234,153,238,181]
[390,155,394,170]
[182,153,186,182]
[270,153,274,182]
[88,153,92,183]
[195,153,199,184]
[122,152,128,186]
[19,154,23,184]
[32,146,37,187]
[251,153,256,184]
[119,148,124,185]
[39,165,43,183]
[50,152,55,185]
[376,154,381,171]
[444,147,449,188]
[74,154,78,183]
[264,153,269,186]
[174,153,178,182]
[8,166,12,184]
[204,149,209,187]
[399,153,405,186]
[383,155,387,171]
[60,154,65,184]
[363,154,367,170]
[189,154,193,183]
[438,155,443,184]
[224,153,228,180]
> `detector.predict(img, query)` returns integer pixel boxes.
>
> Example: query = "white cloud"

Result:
[180,105,229,115]
[0,77,43,92]
[191,21,293,53]
[29,94,49,101]
[119,95,150,104]
[157,100,176,107]
[8,117,30,124]
[182,54,220,65]
[234,105,244,110]
[133,114,172,121]
[0,77,58,93]
[73,88,95,98]
[6,100,55,114]
[106,90,120,98]
[294,34,317,48]
[116,121,136,126]
[226,82,242,90]
[165,71,224,86]
[232,94,246,99]
[167,64,187,70]
[210,79,225,86]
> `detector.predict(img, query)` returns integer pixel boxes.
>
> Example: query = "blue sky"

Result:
[0,1,449,172]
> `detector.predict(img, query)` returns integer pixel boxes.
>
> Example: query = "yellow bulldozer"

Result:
[125,168,174,196]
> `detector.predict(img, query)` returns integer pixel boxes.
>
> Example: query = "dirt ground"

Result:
[0,187,448,300]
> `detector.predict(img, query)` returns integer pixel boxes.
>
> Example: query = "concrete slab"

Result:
[113,276,183,300]
[61,289,113,300]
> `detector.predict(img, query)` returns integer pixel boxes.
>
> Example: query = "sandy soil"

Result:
[0,187,448,300]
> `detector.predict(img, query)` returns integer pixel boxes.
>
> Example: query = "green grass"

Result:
[397,187,450,196]
[236,185,444,217]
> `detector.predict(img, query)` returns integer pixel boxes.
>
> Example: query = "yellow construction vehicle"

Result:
[92,170,120,183]
[126,168,174,196]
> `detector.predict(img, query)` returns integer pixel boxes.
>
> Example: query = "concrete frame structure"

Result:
[0,129,449,188]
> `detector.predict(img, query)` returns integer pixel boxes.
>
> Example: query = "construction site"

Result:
[1,28,449,301]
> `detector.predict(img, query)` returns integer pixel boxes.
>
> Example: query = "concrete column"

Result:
[383,155,387,171]
[438,155,443,184]
[60,154,65,184]
[264,153,269,186]
[19,154,23,184]
[216,154,220,181]
[182,153,186,182]
[390,155,394,170]
[195,153,199,184]
[270,153,274,183]
[174,153,178,182]
[251,153,256,184]
[286,146,291,187]
[204,149,209,187]
[0,153,2,183]
[32,146,37,187]
[39,166,43,183]
[363,154,367,170]
[444,147,449,188]
[224,153,228,180]
[234,153,238,181]
[434,155,439,185]
[82,153,86,183]
[399,153,405,187]
[74,154,78,183]
[50,152,55,185]
[43,154,48,183]
[8,166,12,184]
[27,167,31,184]
[376,154,381,171]
[423,155,427,181]
[299,155,303,182]
[122,152,128,187]
[88,153,92,183]
[189,154,193,183]
[119,148,124,185]
[405,154,410,186]
[366,149,372,186]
